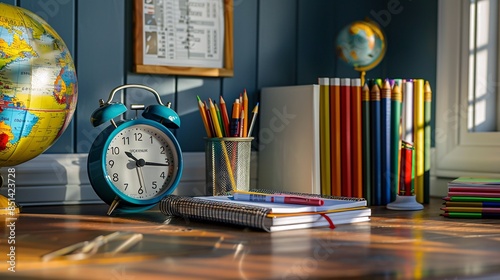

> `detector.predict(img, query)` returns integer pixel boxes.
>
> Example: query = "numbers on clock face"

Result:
[105,124,178,200]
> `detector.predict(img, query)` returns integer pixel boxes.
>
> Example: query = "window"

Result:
[467,0,498,132]
[435,0,500,180]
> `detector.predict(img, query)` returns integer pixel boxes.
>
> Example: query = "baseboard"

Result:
[0,152,258,206]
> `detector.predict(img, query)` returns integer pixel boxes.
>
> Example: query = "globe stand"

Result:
[359,70,366,86]
[386,195,423,211]
[0,174,20,215]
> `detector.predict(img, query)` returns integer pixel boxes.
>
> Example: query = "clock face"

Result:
[104,124,179,200]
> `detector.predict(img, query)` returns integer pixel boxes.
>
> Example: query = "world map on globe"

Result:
[0,3,77,166]
[336,20,386,71]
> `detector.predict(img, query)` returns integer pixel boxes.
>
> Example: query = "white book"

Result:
[258,85,320,194]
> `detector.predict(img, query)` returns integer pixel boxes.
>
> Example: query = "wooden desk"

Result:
[2,197,500,279]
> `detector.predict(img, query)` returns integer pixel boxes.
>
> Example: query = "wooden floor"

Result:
[2,197,500,279]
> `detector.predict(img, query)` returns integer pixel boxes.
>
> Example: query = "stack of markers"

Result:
[196,90,259,138]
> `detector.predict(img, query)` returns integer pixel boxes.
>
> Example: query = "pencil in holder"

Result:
[205,137,253,196]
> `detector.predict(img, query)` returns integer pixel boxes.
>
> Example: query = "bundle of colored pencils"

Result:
[197,90,259,138]
[442,177,500,218]
[318,77,432,206]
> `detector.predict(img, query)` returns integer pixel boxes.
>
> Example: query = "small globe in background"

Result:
[0,3,78,167]
[336,20,386,71]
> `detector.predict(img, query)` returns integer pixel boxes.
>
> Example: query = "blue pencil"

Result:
[370,82,382,205]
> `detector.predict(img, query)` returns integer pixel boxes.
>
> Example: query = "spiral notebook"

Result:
[159,189,370,232]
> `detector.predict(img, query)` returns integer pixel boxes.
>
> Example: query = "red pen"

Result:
[281,196,324,206]
[232,192,324,206]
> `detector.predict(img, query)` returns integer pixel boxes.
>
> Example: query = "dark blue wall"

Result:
[1,0,437,153]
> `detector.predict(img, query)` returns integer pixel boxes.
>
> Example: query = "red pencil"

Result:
[204,101,216,137]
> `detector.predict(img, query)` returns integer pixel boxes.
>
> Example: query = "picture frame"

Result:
[133,0,234,77]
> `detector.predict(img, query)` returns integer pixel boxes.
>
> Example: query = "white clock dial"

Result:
[104,124,179,200]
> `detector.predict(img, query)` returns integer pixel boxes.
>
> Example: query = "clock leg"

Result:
[107,196,121,216]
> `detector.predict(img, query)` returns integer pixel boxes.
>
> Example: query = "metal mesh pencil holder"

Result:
[205,137,253,196]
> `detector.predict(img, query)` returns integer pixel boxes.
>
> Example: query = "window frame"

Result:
[435,0,500,178]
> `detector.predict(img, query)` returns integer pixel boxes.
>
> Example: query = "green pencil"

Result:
[362,83,371,205]
[446,196,500,202]
[442,212,500,218]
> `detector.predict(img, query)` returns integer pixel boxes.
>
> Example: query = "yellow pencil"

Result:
[209,98,237,191]
[197,96,212,138]
[413,79,424,203]
[209,99,223,137]
[243,90,249,137]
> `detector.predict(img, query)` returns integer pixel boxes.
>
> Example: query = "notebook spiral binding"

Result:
[160,195,273,232]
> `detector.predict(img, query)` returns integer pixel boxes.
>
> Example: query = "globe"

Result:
[0,3,78,167]
[336,20,386,71]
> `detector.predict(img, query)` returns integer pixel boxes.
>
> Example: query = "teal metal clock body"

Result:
[87,85,183,215]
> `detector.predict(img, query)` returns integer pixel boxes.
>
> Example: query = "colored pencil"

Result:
[443,196,500,202]
[197,95,212,138]
[340,78,352,197]
[390,83,402,202]
[424,81,432,204]
[351,78,363,198]
[361,83,371,205]
[448,192,500,198]
[413,79,425,203]
[205,101,216,137]
[370,82,382,205]
[330,78,342,196]
[219,96,230,137]
[208,99,223,138]
[441,207,500,213]
[442,212,500,218]
[247,103,259,137]
[448,187,500,193]
[230,99,241,137]
[444,201,500,207]
[380,79,392,205]
[242,90,249,137]
[318,77,331,196]
[215,102,224,136]
[239,110,245,137]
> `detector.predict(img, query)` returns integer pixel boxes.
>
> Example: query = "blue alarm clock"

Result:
[87,84,183,215]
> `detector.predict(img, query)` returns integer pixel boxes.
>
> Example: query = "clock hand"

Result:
[144,161,170,167]
[125,152,147,167]
[136,166,147,194]
[127,152,147,194]
[125,151,138,161]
